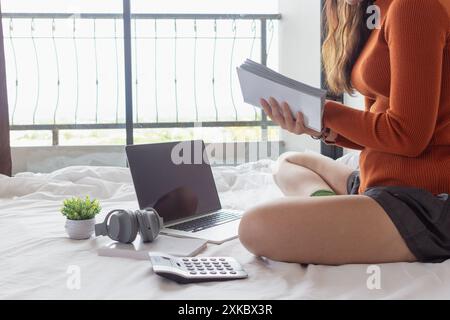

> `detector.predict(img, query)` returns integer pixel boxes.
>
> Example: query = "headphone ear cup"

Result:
[107,210,139,243]
[136,208,162,243]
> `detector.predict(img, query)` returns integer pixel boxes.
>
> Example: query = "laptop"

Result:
[125,140,243,244]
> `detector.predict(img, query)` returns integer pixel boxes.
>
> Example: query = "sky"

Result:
[1,0,278,14]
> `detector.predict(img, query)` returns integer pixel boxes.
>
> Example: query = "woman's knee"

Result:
[274,152,318,175]
[276,151,305,167]
[273,152,322,190]
[274,152,305,180]
[239,202,312,262]
[276,151,298,163]
[238,205,273,256]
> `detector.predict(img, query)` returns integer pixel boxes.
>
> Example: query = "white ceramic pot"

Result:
[65,218,96,240]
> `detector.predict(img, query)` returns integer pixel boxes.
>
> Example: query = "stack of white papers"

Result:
[237,59,327,132]
[98,234,207,260]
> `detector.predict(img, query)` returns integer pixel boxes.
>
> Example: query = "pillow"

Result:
[336,152,360,170]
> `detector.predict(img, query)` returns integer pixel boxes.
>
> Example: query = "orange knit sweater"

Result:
[323,0,450,195]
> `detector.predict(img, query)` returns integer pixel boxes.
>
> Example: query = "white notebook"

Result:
[98,235,208,260]
[237,59,327,132]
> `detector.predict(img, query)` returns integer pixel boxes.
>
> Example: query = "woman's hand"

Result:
[260,97,322,137]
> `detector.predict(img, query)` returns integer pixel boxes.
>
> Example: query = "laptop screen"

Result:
[126,140,222,223]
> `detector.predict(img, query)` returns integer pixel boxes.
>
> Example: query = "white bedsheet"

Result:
[1,158,450,300]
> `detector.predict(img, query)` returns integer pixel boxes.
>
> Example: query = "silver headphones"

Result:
[94,208,163,243]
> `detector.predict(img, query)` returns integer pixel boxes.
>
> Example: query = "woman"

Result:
[238,0,450,265]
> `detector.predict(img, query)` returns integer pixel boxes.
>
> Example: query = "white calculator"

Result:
[149,253,248,284]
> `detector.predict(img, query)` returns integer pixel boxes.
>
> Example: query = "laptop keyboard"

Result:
[167,211,241,233]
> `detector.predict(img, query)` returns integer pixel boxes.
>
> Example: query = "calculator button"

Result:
[216,267,223,270]
[192,258,198,261]
[188,268,195,271]
[197,268,205,271]
[220,271,227,274]
[219,258,225,261]
[213,262,220,265]
[190,272,197,275]
[200,271,207,275]
[226,267,233,271]
[210,258,216,261]
[207,268,214,271]
[182,258,189,261]
[201,258,207,261]
[230,271,237,274]
[210,271,217,274]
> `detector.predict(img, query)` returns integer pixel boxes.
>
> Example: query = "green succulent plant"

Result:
[60,196,101,220]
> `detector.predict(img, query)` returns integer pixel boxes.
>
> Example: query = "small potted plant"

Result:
[61,196,101,240]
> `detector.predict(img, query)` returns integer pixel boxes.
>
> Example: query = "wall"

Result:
[344,93,365,111]
[343,92,364,155]
[278,0,322,153]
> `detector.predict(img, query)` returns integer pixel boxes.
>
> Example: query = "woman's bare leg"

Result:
[238,195,416,265]
[273,161,335,197]
[273,152,355,196]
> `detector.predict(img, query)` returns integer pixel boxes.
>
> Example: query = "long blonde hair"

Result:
[322,0,374,95]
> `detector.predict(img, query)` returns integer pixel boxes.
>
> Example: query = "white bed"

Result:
[1,155,450,300]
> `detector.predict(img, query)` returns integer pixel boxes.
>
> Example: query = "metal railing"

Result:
[1,10,281,146]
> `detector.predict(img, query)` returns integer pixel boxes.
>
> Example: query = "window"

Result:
[2,0,279,146]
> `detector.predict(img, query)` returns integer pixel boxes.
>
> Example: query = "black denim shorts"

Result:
[347,171,450,263]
